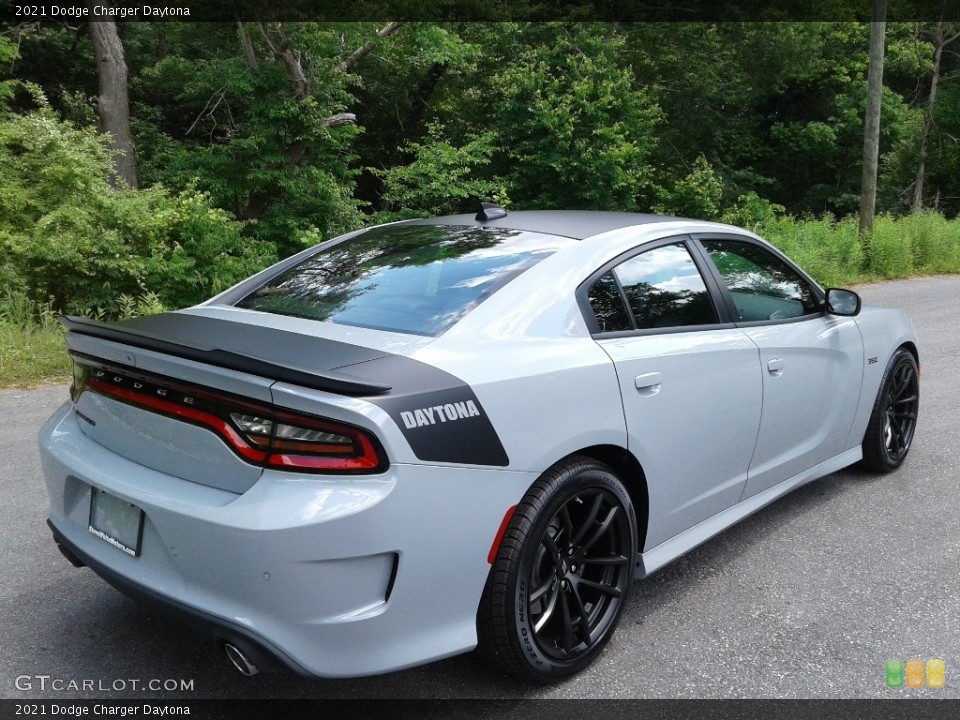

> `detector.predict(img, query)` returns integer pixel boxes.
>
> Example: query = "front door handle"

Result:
[634,372,663,396]
[767,358,784,376]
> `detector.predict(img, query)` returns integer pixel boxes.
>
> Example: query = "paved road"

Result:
[1,277,958,700]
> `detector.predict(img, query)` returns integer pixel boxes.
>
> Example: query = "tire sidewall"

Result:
[508,465,636,678]
[869,350,919,471]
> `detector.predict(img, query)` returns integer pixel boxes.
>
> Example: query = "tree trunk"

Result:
[87,12,138,188]
[858,0,887,240]
[237,21,259,72]
[912,7,959,212]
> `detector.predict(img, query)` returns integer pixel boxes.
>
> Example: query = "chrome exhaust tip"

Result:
[224,642,260,676]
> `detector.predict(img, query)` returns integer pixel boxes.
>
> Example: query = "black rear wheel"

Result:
[478,456,637,682]
[861,348,919,472]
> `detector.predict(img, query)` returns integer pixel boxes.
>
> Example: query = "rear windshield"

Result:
[235,223,576,336]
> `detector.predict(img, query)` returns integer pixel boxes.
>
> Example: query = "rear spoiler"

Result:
[60,315,392,396]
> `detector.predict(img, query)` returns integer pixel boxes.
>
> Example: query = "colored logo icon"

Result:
[905,659,925,687]
[886,659,904,687]
[927,659,945,688]
[886,659,945,688]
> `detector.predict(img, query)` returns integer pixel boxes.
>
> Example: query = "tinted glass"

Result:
[587,272,633,333]
[701,240,819,322]
[236,224,576,336]
[613,244,717,329]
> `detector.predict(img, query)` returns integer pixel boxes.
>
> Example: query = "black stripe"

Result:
[61,314,392,395]
[61,313,509,467]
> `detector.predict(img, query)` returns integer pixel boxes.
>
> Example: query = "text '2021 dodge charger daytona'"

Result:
[39,208,920,682]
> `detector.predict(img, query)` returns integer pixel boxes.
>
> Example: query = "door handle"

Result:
[634,372,663,396]
[767,358,784,376]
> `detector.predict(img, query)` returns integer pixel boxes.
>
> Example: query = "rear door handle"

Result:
[767,358,784,376]
[634,372,663,396]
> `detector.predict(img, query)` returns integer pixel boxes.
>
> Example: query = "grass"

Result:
[0,292,69,388]
[0,320,70,388]
[2,211,959,388]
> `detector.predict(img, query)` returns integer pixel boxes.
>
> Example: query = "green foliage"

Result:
[377,124,506,216]
[655,156,724,220]
[0,36,19,108]
[901,211,960,273]
[720,192,787,232]
[762,215,863,287]
[486,24,661,210]
[0,103,275,317]
[131,23,366,256]
[0,291,69,388]
[866,216,915,278]
[4,18,960,361]
[761,212,960,288]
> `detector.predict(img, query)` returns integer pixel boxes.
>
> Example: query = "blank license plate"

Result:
[88,488,144,556]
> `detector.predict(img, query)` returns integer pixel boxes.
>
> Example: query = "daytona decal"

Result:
[400,400,481,429]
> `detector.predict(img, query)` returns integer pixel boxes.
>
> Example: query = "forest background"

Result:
[1,19,959,384]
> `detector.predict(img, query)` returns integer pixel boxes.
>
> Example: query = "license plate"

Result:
[88,488,144,557]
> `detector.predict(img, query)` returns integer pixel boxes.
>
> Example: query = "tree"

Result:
[859,0,888,238]
[86,10,138,187]
[912,7,960,212]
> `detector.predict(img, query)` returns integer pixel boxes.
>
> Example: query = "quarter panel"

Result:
[413,338,628,473]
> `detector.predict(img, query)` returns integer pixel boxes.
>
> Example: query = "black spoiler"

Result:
[60,314,393,396]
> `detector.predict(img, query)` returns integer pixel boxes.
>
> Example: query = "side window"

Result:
[589,242,718,332]
[701,240,820,322]
[587,272,633,332]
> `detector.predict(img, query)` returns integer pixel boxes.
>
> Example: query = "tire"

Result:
[478,456,637,683]
[861,348,920,473]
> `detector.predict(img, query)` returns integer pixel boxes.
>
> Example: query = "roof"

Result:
[406,210,684,240]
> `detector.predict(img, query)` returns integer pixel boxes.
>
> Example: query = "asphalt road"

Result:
[1,276,958,700]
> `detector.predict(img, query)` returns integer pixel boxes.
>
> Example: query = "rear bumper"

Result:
[39,403,533,678]
[48,518,306,675]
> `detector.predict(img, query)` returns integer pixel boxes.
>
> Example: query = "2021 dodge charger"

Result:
[38,208,920,682]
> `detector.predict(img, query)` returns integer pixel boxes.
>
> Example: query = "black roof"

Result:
[407,210,684,240]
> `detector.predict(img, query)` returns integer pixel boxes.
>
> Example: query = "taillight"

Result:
[73,357,387,474]
[232,411,383,471]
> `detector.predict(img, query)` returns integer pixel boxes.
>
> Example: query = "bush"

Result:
[901,211,960,274]
[0,103,276,319]
[868,215,914,279]
[761,215,863,287]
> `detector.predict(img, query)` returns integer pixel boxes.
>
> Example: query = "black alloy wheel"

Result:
[478,456,637,682]
[862,348,920,472]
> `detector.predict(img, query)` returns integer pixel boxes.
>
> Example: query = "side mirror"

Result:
[825,288,861,317]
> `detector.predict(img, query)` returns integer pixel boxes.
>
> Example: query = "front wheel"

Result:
[861,348,919,473]
[478,457,637,682]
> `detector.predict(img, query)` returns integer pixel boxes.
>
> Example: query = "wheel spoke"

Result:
[558,505,574,545]
[575,576,622,598]
[565,582,593,646]
[530,574,555,604]
[571,494,604,546]
[578,505,619,555]
[558,584,575,654]
[533,581,560,633]
[578,554,630,567]
[542,530,562,564]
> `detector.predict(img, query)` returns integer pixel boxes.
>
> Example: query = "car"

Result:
[38,206,920,683]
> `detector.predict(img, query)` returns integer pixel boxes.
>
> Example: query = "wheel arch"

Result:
[900,340,919,367]
[557,444,649,554]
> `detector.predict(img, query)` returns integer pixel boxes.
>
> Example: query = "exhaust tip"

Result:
[224,642,260,676]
